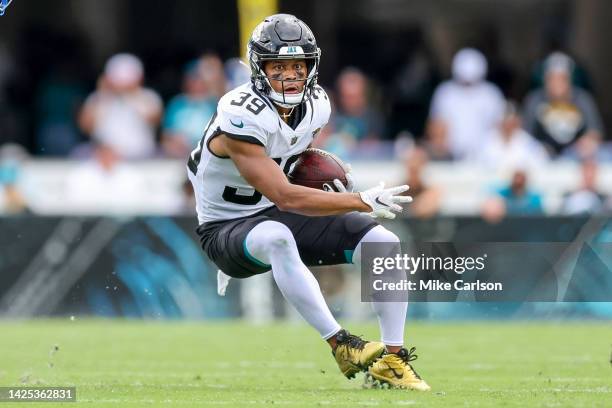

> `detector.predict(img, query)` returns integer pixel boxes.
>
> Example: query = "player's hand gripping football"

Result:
[328,163,355,193]
[358,182,413,220]
[328,165,411,219]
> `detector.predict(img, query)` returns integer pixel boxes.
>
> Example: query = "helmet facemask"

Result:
[248,45,320,109]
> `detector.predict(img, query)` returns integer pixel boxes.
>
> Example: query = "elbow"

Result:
[274,196,297,212]
[271,188,301,212]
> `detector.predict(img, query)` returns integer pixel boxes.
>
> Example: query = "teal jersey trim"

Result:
[243,239,271,268]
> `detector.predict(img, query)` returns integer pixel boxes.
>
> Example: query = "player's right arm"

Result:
[213,134,368,216]
[212,135,411,218]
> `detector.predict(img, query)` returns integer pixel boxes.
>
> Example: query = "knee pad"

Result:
[352,225,400,265]
[361,225,400,244]
[246,220,297,264]
[258,221,295,248]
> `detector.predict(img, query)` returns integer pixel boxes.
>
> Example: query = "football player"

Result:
[187,14,429,391]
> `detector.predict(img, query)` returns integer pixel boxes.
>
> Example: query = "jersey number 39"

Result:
[222,155,300,205]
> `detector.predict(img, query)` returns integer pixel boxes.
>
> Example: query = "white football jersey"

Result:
[187,83,331,224]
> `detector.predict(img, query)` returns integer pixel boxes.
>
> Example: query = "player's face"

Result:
[263,59,308,95]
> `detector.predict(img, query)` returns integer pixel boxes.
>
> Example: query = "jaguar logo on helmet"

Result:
[247,14,321,109]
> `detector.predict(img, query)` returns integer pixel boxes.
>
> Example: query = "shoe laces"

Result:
[335,330,367,351]
[397,346,418,363]
[387,347,422,379]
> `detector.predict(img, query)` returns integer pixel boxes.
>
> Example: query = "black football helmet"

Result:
[247,14,320,108]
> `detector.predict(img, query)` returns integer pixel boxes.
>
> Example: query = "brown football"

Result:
[287,148,348,191]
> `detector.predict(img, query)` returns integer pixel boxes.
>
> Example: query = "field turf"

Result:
[0,320,610,407]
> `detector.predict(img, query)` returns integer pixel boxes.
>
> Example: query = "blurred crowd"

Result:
[1,43,611,218]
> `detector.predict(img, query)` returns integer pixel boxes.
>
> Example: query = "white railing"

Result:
[5,159,612,215]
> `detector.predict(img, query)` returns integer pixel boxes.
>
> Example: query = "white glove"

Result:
[358,182,413,219]
[323,163,355,193]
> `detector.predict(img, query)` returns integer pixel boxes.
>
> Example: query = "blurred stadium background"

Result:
[1,0,612,323]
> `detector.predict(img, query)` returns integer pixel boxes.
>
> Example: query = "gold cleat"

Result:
[332,330,385,379]
[366,347,431,391]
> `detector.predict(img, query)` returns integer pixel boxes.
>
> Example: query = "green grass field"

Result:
[0,319,610,407]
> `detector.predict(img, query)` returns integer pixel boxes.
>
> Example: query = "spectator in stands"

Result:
[522,52,604,157]
[78,53,162,160]
[482,169,543,222]
[428,48,505,160]
[529,50,593,94]
[225,57,251,90]
[561,130,612,162]
[199,53,227,100]
[0,144,30,214]
[400,147,441,218]
[561,160,609,215]
[34,32,90,157]
[317,68,383,157]
[475,101,549,171]
[35,64,88,157]
[421,119,453,161]
[161,60,218,158]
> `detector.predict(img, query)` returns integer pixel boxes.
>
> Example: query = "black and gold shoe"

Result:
[366,347,431,391]
[332,329,385,379]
